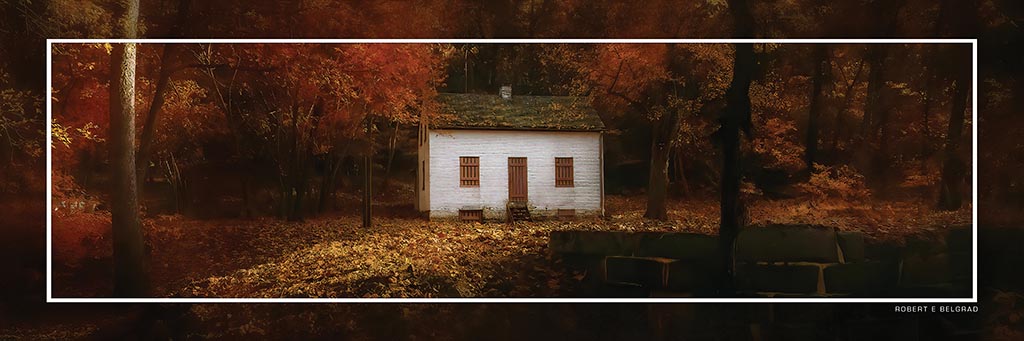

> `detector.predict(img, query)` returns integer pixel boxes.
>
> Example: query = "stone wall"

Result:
[549,225,973,298]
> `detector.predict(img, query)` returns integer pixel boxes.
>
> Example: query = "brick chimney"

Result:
[500,85,512,100]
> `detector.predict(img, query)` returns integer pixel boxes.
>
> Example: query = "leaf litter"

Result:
[132,195,972,298]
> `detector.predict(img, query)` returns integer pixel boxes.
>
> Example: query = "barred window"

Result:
[555,157,574,187]
[557,209,576,218]
[460,156,480,187]
[459,209,483,222]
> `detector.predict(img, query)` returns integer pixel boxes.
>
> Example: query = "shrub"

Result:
[52,212,112,269]
[52,171,102,216]
[796,163,872,202]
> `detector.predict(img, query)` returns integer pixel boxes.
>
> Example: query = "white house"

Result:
[416,88,605,221]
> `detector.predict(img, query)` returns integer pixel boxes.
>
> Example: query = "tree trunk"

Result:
[279,186,290,220]
[860,44,887,140]
[289,155,309,222]
[830,57,864,153]
[861,0,907,191]
[285,106,305,222]
[163,158,180,214]
[381,121,401,193]
[938,47,971,211]
[873,86,895,190]
[318,149,346,214]
[135,44,177,198]
[162,153,185,214]
[804,45,829,170]
[720,0,755,296]
[241,171,253,219]
[671,148,691,197]
[920,52,935,178]
[318,152,336,214]
[363,117,373,228]
[109,0,148,297]
[860,43,893,191]
[318,167,331,214]
[922,82,932,156]
[279,157,292,219]
[643,44,686,221]
[135,0,192,203]
[644,124,670,220]
[289,174,307,221]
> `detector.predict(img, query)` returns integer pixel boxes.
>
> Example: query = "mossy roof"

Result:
[432,93,605,131]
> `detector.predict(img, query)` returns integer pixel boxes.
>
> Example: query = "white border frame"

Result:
[46,38,978,303]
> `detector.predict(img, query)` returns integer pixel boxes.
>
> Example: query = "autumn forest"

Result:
[47,40,976,299]
[2,0,1022,339]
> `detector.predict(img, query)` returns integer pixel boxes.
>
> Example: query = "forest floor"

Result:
[20,195,1024,340]
[51,194,972,299]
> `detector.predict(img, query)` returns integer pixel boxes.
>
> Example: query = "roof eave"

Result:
[430,125,605,132]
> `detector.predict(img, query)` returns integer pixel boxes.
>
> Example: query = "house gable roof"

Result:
[432,93,605,131]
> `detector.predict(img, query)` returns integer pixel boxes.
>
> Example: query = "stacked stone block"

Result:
[550,224,973,298]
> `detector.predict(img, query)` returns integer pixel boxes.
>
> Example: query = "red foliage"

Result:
[50,44,110,175]
[52,170,111,269]
[52,212,112,269]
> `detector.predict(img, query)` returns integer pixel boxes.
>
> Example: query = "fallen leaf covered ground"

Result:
[176,217,581,298]
[52,195,970,298]
[22,195,1013,340]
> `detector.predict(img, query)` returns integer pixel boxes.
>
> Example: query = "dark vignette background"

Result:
[2,0,1022,339]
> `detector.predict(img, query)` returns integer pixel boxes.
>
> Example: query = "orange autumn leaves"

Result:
[50,43,448,169]
[201,43,446,146]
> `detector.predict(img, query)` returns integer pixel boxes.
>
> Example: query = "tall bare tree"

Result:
[136,0,192,196]
[937,47,970,210]
[363,117,373,228]
[804,45,830,169]
[109,0,148,297]
[860,0,908,190]
[937,0,977,210]
[719,0,756,294]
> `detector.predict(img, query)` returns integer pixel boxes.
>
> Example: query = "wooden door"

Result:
[508,157,528,203]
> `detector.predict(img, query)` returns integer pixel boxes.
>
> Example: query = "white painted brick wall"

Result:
[427,129,602,219]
